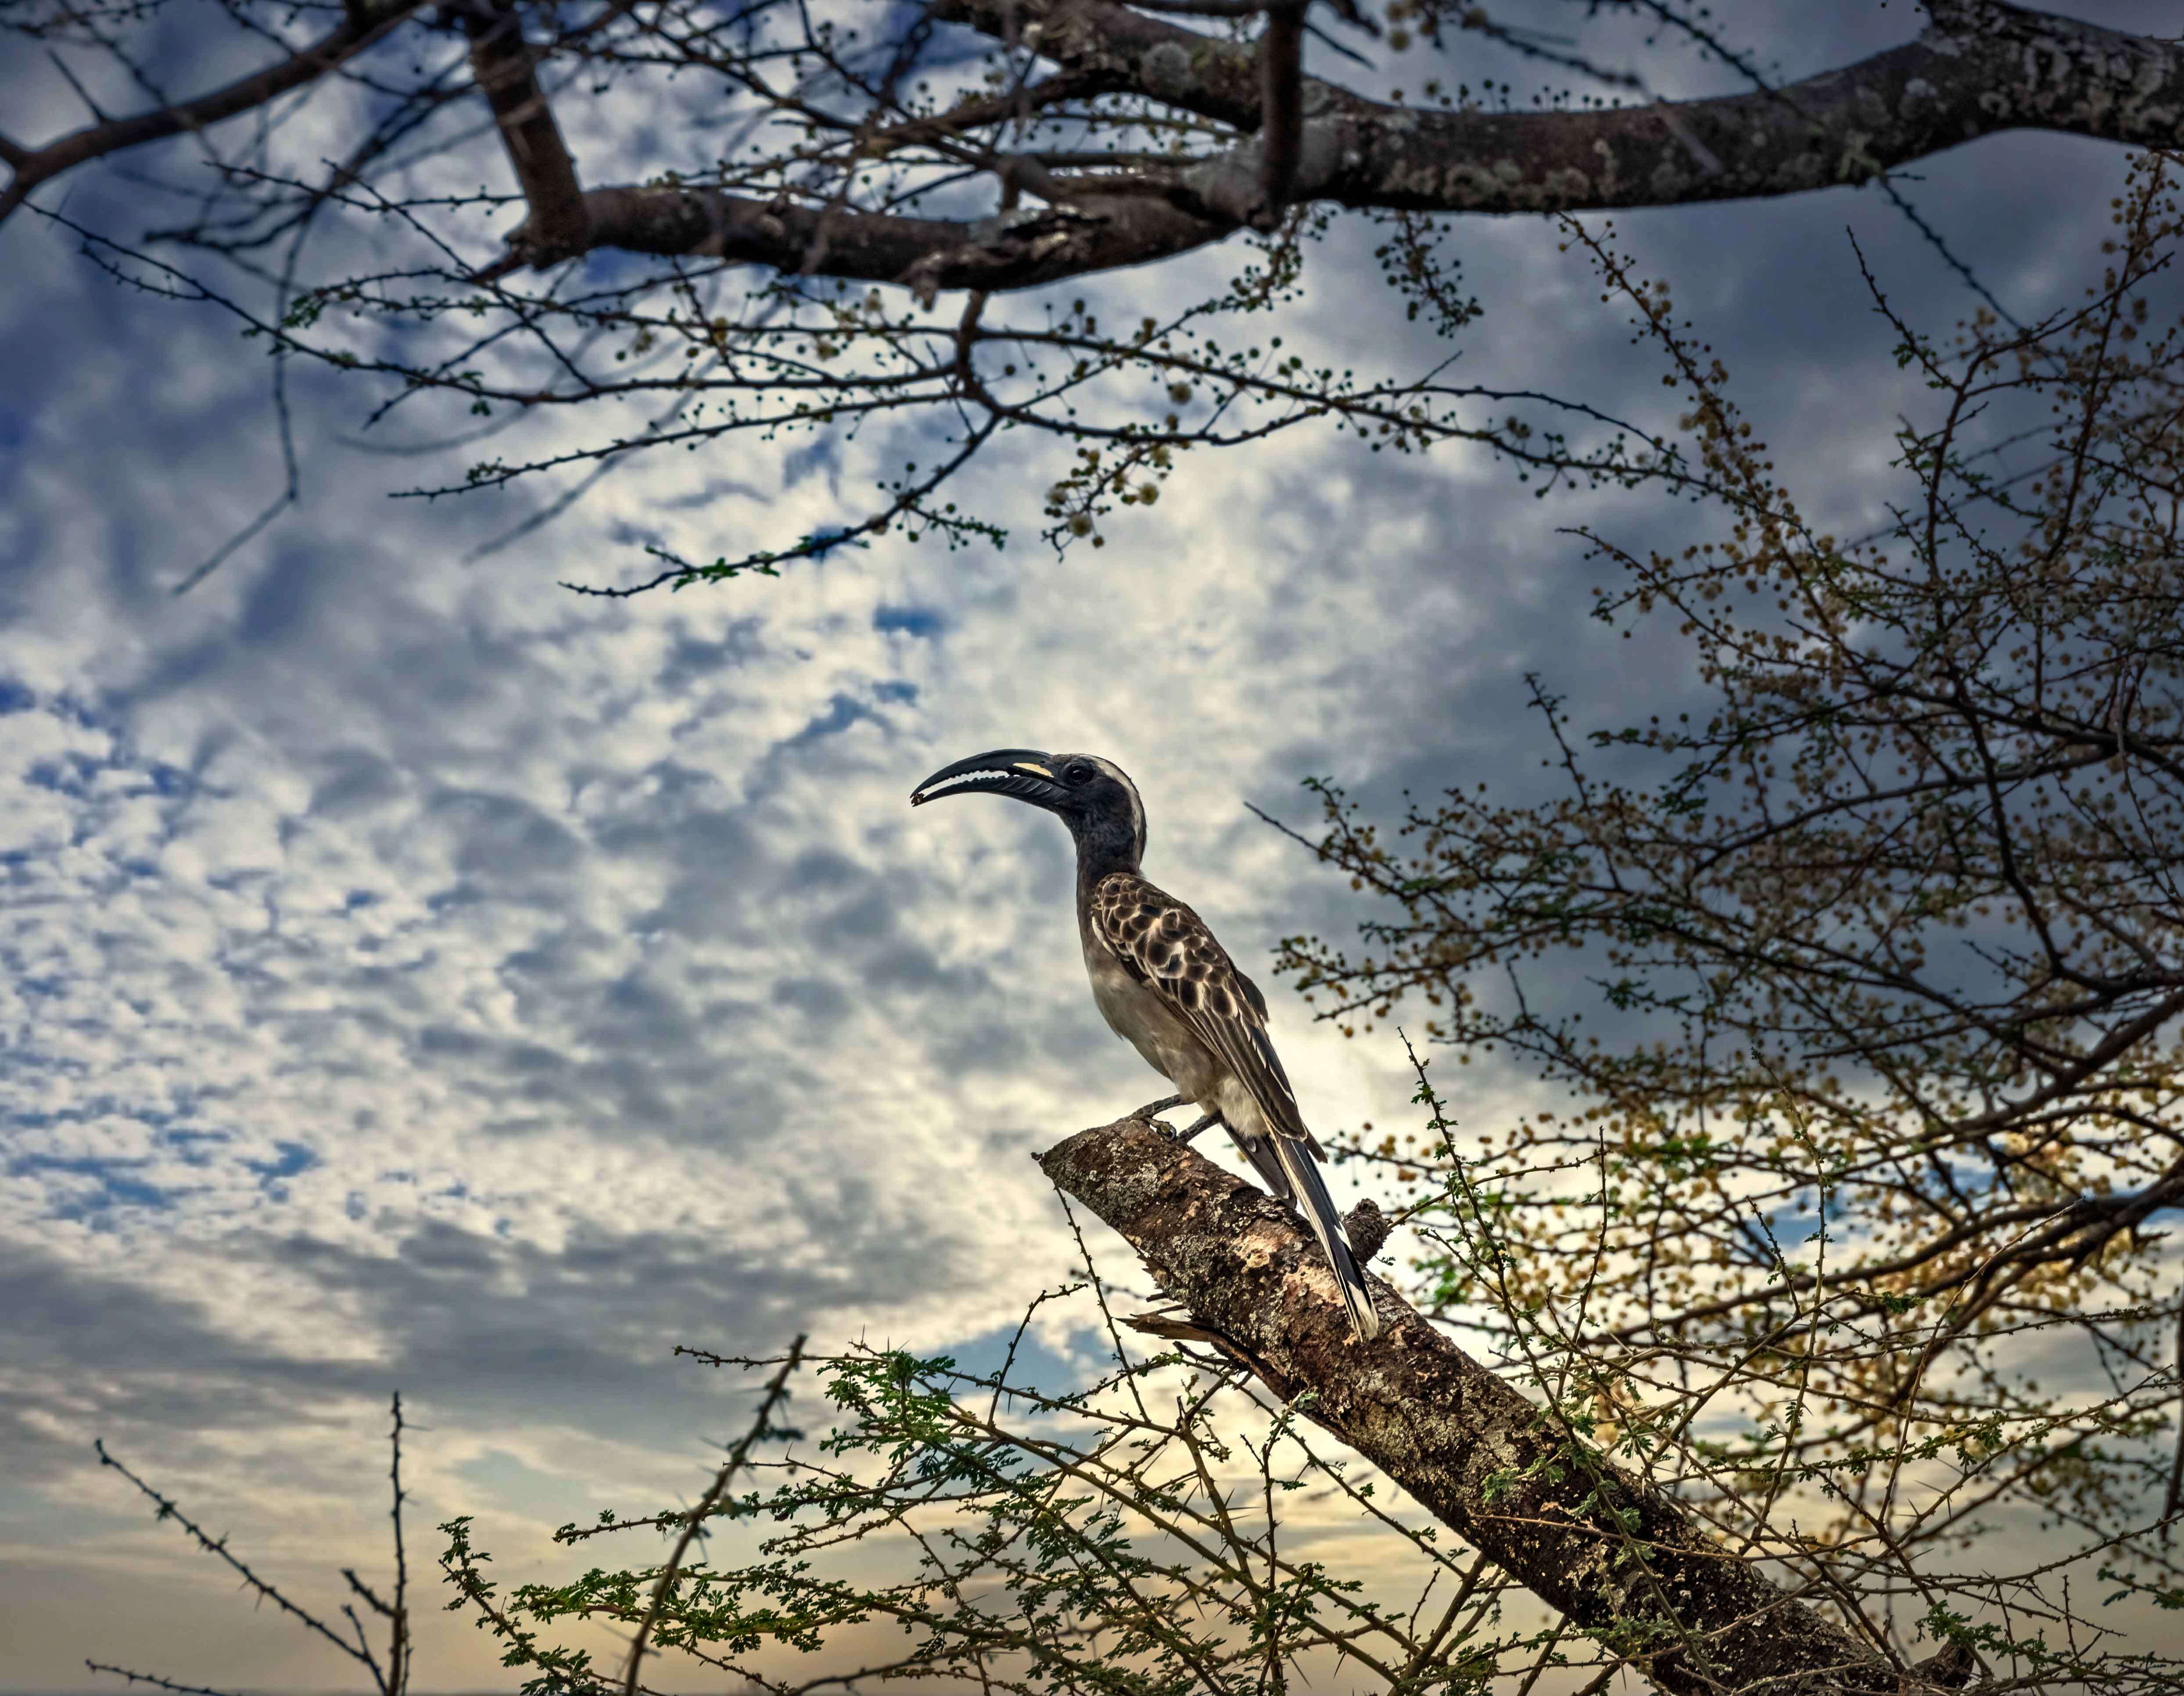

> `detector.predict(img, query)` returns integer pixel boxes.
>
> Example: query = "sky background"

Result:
[0,1,2169,1687]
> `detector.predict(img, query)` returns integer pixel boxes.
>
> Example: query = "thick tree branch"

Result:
[940,0,2184,217]
[18,0,2176,299]
[494,177,1229,296]
[466,0,589,263]
[1146,0,2184,225]
[1287,0,2184,217]
[1039,1116,1977,1696]
[1257,0,1306,215]
[496,0,2184,288]
[0,0,423,227]
[938,0,1315,129]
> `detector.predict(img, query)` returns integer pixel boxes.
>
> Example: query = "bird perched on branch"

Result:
[912,748,1381,1342]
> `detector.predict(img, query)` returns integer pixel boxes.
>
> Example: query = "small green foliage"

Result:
[428,1324,1521,1694]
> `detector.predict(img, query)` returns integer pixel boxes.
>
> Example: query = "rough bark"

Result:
[1291,0,2184,216]
[494,179,1227,297]
[1039,1115,1978,1696]
[938,0,1293,128]
[1255,0,1307,218]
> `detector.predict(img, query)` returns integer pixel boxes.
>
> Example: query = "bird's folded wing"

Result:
[1092,872,1382,1342]
[1088,872,1321,1151]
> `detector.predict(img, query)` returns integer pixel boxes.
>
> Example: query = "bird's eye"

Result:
[1066,762,1095,784]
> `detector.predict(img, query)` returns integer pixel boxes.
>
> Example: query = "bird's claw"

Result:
[1172,1113,1219,1145]
[1130,1094,1185,1123]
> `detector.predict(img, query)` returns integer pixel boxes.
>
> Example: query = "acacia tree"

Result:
[5,0,2184,588]
[1278,147,2184,1647]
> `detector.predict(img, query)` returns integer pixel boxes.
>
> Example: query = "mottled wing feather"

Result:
[1089,873,1317,1149]
[1090,871,1382,1343]
[1090,872,1380,1342]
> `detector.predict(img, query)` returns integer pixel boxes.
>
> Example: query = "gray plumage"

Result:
[912,747,1382,1343]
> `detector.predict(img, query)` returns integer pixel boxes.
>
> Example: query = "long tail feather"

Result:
[1270,1134,1381,1342]
[1230,1125,1295,1203]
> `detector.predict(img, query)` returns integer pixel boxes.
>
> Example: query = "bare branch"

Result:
[18,0,2184,305]
[621,1335,807,1696]
[0,0,424,227]
[84,1665,240,1696]
[93,1440,383,1677]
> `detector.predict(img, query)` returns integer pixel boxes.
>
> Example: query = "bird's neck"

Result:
[1069,816,1141,888]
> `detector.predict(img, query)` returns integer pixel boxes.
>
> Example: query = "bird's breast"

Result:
[1081,931,1222,1100]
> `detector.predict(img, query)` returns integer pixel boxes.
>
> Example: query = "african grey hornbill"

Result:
[912,748,1382,1342]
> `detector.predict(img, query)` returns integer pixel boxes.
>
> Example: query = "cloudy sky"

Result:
[0,1,2165,1687]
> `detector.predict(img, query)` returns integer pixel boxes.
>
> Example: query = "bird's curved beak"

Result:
[911,748,1064,809]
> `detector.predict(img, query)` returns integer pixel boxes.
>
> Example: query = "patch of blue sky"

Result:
[9,697,197,826]
[162,1127,231,1165]
[783,692,876,750]
[456,1446,604,1524]
[5,1094,177,1131]
[873,604,945,638]
[575,247,673,294]
[242,1140,319,1200]
[782,436,842,492]
[937,1319,1118,1399]
[877,0,993,70]
[1752,1180,1906,1260]
[739,675,926,801]
[22,757,82,795]
[818,676,926,741]
[13,1152,180,1219]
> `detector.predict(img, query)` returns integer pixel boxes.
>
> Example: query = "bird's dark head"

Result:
[911,748,1146,871]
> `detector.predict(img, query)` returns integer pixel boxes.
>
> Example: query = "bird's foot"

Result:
[1172,1113,1219,1145]
[1129,1094,1185,1124]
